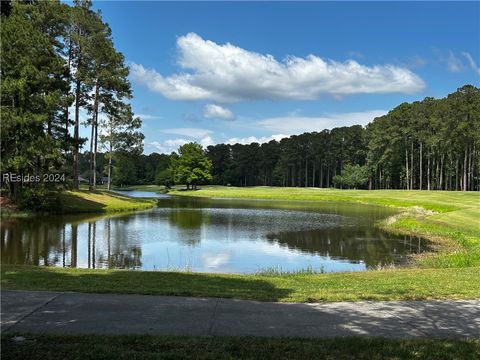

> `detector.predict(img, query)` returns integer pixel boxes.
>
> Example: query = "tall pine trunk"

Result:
[89,115,95,190]
[107,139,113,191]
[312,159,316,187]
[410,140,414,189]
[89,80,99,191]
[326,165,330,188]
[73,78,81,189]
[468,144,473,191]
[427,148,431,190]
[405,147,409,190]
[320,164,323,188]
[419,142,423,190]
[455,157,459,191]
[439,154,444,190]
[472,143,476,191]
[305,157,308,187]
[463,146,468,191]
[93,112,98,189]
[64,36,72,172]
[448,156,452,191]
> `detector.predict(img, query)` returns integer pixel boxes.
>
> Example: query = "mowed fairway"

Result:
[171,186,480,268]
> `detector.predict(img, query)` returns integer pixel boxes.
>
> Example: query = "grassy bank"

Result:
[2,265,479,302]
[170,186,480,268]
[2,334,478,360]
[112,184,167,192]
[59,190,156,213]
[2,190,157,216]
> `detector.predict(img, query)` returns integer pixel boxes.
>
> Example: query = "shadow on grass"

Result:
[1,266,292,302]
[59,191,155,214]
[60,192,108,213]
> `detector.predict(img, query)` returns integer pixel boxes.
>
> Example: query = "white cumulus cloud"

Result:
[148,135,214,154]
[227,134,288,145]
[203,104,235,120]
[200,135,215,148]
[130,33,425,103]
[256,110,388,135]
[148,139,190,154]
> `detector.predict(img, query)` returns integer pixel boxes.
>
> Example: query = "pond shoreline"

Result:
[169,186,479,269]
[2,186,478,302]
[2,193,431,273]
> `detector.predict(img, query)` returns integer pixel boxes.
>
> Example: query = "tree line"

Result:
[99,85,479,192]
[204,85,479,191]
[76,85,480,191]
[1,0,142,207]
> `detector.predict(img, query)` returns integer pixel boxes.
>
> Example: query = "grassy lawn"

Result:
[2,334,478,360]
[2,265,479,302]
[59,190,157,213]
[170,186,480,268]
[169,186,479,213]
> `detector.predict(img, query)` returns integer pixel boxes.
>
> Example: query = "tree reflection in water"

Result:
[1,198,432,273]
[266,229,428,268]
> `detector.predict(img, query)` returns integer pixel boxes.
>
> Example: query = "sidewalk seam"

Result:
[208,298,220,336]
[2,292,64,333]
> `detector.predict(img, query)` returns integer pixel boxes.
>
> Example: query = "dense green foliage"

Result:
[101,105,144,189]
[73,151,171,187]
[171,143,212,189]
[79,86,479,191]
[333,164,369,189]
[203,86,479,190]
[2,334,479,360]
[0,0,142,207]
[1,1,71,202]
[102,86,478,191]
[17,187,62,212]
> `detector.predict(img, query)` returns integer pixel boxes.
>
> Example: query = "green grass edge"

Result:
[1,334,479,360]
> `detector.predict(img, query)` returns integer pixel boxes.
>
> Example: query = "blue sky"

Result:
[86,1,479,154]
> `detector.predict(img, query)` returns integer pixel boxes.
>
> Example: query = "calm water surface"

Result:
[1,192,431,273]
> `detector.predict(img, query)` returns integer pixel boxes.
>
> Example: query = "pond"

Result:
[1,193,431,273]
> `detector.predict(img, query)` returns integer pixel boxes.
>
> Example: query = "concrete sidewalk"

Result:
[1,290,479,338]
